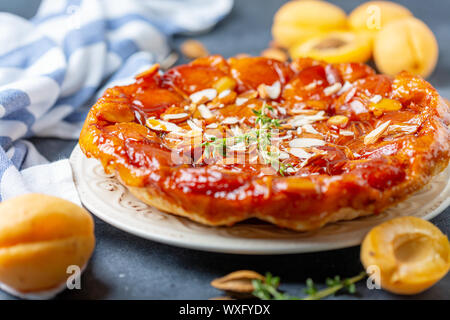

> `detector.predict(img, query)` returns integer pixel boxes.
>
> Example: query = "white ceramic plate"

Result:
[70,145,450,255]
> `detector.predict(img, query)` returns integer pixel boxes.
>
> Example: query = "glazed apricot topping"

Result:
[79,55,450,230]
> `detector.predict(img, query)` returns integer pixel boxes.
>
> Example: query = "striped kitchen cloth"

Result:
[0,0,233,201]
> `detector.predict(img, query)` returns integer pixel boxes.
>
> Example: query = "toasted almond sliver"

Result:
[278,151,290,160]
[230,125,243,136]
[222,117,240,125]
[258,81,281,100]
[289,111,327,127]
[206,123,219,129]
[197,104,214,119]
[289,138,325,148]
[146,117,183,132]
[287,147,313,159]
[162,113,189,121]
[337,81,352,95]
[324,82,342,96]
[327,115,349,128]
[340,130,355,136]
[304,81,317,91]
[235,97,248,106]
[218,89,231,99]
[285,167,297,174]
[190,89,217,104]
[187,119,203,132]
[302,124,320,135]
[370,94,382,104]
[364,120,391,145]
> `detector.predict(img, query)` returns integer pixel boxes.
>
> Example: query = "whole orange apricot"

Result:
[349,1,412,33]
[361,216,450,295]
[0,194,95,294]
[272,0,348,48]
[373,17,438,78]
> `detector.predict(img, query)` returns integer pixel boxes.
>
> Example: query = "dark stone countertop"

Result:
[0,0,448,300]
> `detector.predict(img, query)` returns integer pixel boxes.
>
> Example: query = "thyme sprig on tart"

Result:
[200,103,292,175]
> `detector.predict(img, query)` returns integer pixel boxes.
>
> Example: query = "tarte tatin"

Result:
[79,55,450,231]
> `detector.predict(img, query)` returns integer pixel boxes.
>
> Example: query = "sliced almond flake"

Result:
[187,119,203,132]
[344,87,357,103]
[296,127,302,134]
[146,117,183,132]
[285,167,297,174]
[289,138,326,148]
[197,104,214,119]
[304,82,317,91]
[236,97,248,106]
[287,147,313,159]
[370,94,382,104]
[349,99,366,113]
[302,124,320,135]
[299,157,310,168]
[218,89,231,99]
[228,142,246,151]
[337,81,353,95]
[162,113,189,121]
[271,133,291,141]
[230,125,243,136]
[340,130,355,136]
[278,151,290,160]
[387,124,418,135]
[258,81,281,100]
[189,88,217,103]
[289,111,327,127]
[364,120,391,145]
[222,117,240,125]
[184,130,202,137]
[324,82,342,96]
[206,123,218,129]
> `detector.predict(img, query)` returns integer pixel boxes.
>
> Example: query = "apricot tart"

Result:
[79,55,450,231]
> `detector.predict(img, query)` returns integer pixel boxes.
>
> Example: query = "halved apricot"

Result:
[289,31,372,63]
[361,216,450,295]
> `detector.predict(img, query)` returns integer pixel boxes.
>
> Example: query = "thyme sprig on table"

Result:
[201,104,291,174]
[252,272,367,300]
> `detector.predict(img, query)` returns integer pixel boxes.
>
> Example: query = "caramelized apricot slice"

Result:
[229,56,292,92]
[163,64,228,94]
[290,31,372,64]
[361,217,450,295]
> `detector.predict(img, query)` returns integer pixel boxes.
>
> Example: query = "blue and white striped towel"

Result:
[0,0,233,202]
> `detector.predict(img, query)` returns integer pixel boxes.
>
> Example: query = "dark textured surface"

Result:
[0,0,449,300]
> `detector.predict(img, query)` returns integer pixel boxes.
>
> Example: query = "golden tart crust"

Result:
[79,56,450,231]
